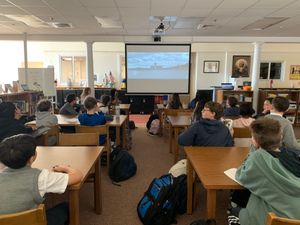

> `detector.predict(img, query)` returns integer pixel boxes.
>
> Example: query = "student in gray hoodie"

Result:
[36,100,58,145]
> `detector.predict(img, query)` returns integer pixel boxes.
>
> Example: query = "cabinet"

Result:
[258,88,300,125]
[0,91,43,116]
[215,89,253,106]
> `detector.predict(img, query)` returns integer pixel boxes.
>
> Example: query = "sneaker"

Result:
[147,132,155,136]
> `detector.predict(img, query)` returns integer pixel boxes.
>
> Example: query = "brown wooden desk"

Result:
[32,146,103,225]
[26,115,128,148]
[120,104,130,115]
[168,115,191,163]
[185,146,248,219]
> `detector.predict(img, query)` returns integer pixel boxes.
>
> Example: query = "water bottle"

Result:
[116,105,120,118]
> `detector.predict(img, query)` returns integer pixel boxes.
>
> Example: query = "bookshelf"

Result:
[215,89,253,106]
[258,88,300,125]
[0,91,43,116]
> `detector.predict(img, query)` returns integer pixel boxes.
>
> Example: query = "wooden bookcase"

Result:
[0,91,43,116]
[215,89,253,106]
[258,88,300,125]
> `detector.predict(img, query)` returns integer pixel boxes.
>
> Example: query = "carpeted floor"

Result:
[129,114,150,127]
[70,123,230,225]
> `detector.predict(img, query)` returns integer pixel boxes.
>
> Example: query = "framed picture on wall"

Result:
[232,55,251,78]
[203,61,220,73]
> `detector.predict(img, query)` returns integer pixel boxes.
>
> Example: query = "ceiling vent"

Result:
[196,24,216,30]
[174,17,204,29]
[242,17,288,30]
[95,16,123,28]
[3,15,50,28]
[49,22,73,28]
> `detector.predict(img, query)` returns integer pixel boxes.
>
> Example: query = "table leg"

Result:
[169,126,173,153]
[207,189,217,219]
[94,159,102,214]
[116,127,120,146]
[122,123,126,149]
[174,127,179,163]
[69,189,80,225]
[187,158,193,214]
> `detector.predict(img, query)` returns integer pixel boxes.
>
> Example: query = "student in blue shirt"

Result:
[78,96,106,144]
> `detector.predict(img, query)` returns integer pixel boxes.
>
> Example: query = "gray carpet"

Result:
[77,126,230,225]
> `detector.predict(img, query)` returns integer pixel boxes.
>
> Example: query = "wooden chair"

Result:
[0,204,46,225]
[75,125,111,168]
[36,125,59,146]
[266,212,300,225]
[233,127,251,138]
[58,132,99,146]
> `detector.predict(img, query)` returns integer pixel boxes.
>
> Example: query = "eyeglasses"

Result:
[201,109,210,112]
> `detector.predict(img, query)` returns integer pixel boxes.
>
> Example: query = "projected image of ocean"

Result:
[127,52,189,79]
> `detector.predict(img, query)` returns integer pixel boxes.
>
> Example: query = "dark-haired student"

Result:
[167,93,183,109]
[223,96,240,116]
[0,102,33,142]
[0,134,83,225]
[265,96,300,153]
[178,101,233,147]
[230,118,300,225]
[59,94,78,116]
[78,96,106,144]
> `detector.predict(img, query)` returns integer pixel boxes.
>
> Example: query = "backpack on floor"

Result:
[137,174,180,225]
[175,174,187,214]
[129,120,136,129]
[109,146,137,182]
[149,119,160,135]
[146,114,159,130]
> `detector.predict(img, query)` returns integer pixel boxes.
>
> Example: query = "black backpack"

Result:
[109,146,137,182]
[175,174,187,214]
[137,174,180,225]
[190,219,217,225]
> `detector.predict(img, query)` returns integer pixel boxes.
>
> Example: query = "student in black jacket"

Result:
[0,102,33,142]
[178,101,233,147]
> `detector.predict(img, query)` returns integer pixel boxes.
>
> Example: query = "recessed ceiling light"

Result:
[95,16,123,28]
[242,17,288,30]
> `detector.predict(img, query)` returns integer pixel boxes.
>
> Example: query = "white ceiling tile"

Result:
[151,0,186,9]
[78,0,116,7]
[241,8,277,17]
[217,0,258,9]
[151,8,181,17]
[9,0,47,7]
[87,7,120,17]
[115,0,150,8]
[21,6,58,16]
[184,0,223,9]
[210,8,245,17]
[180,9,212,17]
[0,14,14,21]
[285,0,300,9]
[0,6,27,14]
[269,9,300,17]
[0,0,12,6]
[253,0,295,8]
[119,8,150,18]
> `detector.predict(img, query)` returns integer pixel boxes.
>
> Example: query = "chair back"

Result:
[266,212,300,225]
[75,125,111,167]
[36,125,59,146]
[0,204,46,225]
[58,133,99,146]
[233,127,252,138]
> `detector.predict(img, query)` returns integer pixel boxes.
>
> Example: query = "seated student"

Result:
[80,87,91,104]
[188,90,201,109]
[0,134,83,225]
[178,101,233,147]
[36,99,58,145]
[191,101,203,123]
[98,95,111,114]
[59,94,78,116]
[223,96,240,116]
[265,96,300,153]
[167,93,183,109]
[255,97,273,118]
[232,118,300,225]
[0,102,33,142]
[78,96,106,144]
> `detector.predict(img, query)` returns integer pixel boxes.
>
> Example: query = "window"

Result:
[60,56,86,84]
[259,62,282,80]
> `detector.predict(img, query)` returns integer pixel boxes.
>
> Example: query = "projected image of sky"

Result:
[127,52,189,79]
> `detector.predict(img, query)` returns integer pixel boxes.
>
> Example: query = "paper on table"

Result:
[224,168,243,186]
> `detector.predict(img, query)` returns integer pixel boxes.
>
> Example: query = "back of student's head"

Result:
[101,95,111,106]
[0,134,36,169]
[0,102,16,119]
[204,101,223,120]
[272,96,289,112]
[227,96,238,107]
[66,94,76,103]
[37,99,52,112]
[110,88,117,98]
[239,103,255,117]
[84,96,97,110]
[250,118,281,151]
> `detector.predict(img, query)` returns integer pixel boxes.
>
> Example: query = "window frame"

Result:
[259,61,283,80]
[60,55,86,85]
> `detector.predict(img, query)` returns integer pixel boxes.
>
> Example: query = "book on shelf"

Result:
[13,100,28,113]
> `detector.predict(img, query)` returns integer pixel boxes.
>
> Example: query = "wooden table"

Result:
[26,115,128,148]
[167,115,191,163]
[120,104,130,115]
[32,146,103,225]
[185,146,248,219]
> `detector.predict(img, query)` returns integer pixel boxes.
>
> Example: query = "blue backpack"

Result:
[137,174,180,225]
[109,146,137,182]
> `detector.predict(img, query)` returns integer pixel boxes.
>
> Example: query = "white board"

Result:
[18,68,55,96]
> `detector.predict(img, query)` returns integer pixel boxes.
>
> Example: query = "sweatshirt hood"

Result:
[36,111,51,120]
[198,118,224,134]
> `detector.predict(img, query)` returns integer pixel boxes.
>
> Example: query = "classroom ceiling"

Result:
[1,0,300,39]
